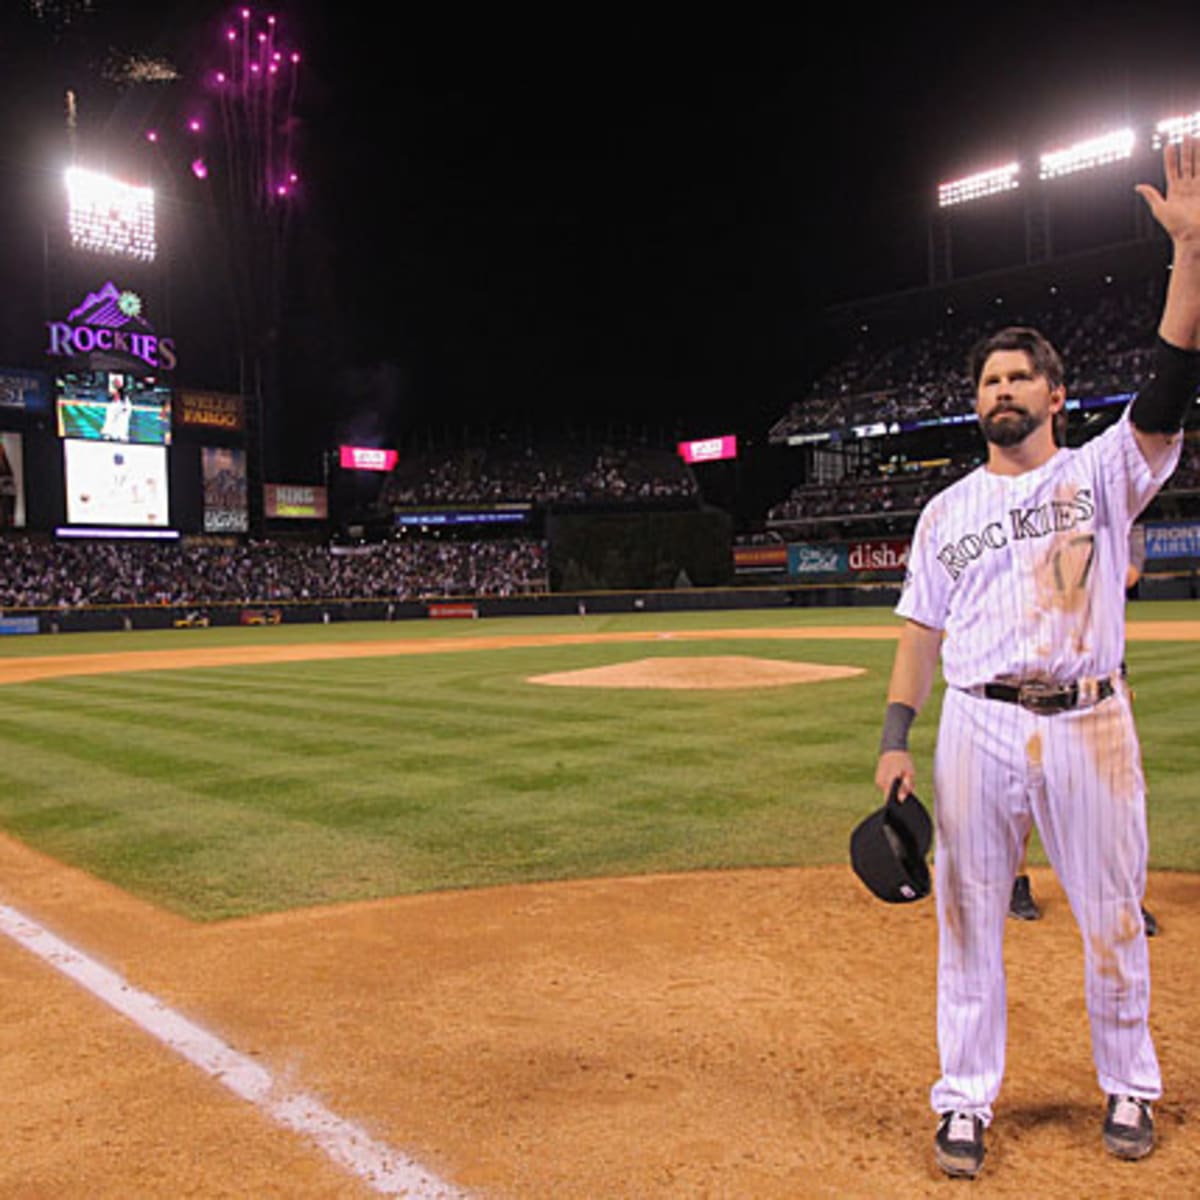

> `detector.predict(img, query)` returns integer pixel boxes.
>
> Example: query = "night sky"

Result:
[4,1,1200,472]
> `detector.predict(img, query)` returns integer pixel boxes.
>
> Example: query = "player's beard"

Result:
[980,405,1042,447]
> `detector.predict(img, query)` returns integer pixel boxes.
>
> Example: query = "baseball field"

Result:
[2,603,1199,1196]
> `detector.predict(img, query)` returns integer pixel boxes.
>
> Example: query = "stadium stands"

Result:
[379,439,698,510]
[769,275,1164,443]
[0,535,549,609]
[757,255,1200,539]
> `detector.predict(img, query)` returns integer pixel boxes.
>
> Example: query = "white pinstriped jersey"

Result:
[897,411,1179,690]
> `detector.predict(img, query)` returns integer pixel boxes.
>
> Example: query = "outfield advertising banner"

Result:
[428,604,479,619]
[340,445,398,471]
[788,543,849,575]
[846,539,910,572]
[177,390,245,433]
[1,432,25,529]
[787,539,911,578]
[0,368,50,412]
[1145,520,1200,560]
[202,446,249,533]
[264,483,328,519]
[733,544,788,572]
[678,435,737,464]
[0,616,39,635]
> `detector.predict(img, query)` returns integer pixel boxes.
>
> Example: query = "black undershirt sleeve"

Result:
[1129,336,1200,433]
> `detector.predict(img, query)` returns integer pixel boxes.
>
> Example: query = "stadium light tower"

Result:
[64,167,157,262]
[1037,127,1135,180]
[929,162,1022,284]
[928,119,1170,285]
[937,162,1021,209]
[1154,110,1200,148]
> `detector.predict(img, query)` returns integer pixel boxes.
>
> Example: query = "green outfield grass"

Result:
[0,603,1197,920]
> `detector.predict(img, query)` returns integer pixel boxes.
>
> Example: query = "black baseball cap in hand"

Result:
[850,779,933,903]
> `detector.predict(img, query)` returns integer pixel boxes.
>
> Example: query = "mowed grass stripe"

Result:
[0,631,892,917]
[0,611,1197,919]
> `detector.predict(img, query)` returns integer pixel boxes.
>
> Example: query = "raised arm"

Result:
[1131,134,1200,469]
[1138,135,1200,349]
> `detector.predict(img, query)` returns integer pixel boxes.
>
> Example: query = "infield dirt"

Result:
[2,625,1199,1197]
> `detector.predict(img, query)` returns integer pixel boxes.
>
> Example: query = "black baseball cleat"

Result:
[1008,874,1041,921]
[1103,1094,1155,1160]
[1142,906,1158,937]
[935,1111,985,1178]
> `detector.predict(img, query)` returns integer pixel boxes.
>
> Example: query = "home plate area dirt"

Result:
[1,624,1198,1196]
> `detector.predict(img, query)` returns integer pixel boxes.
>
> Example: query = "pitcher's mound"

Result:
[527,655,865,690]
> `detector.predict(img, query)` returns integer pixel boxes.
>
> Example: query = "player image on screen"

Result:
[64,438,169,527]
[55,370,172,445]
[99,373,133,441]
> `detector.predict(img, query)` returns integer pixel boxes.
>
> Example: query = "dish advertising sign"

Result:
[678,435,737,464]
[787,543,848,575]
[339,445,399,472]
[846,539,910,572]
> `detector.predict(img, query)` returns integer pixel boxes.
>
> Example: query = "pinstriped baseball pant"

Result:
[929,685,1161,1123]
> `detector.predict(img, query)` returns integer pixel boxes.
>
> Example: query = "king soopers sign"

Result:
[46,281,177,371]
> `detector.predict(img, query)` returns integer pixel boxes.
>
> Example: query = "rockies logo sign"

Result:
[46,280,178,371]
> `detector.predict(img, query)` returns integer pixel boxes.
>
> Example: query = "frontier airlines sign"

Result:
[46,281,177,371]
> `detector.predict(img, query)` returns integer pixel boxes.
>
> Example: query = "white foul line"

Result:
[0,904,467,1199]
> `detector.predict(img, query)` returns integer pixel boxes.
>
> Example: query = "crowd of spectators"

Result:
[761,268,1200,531]
[767,459,976,526]
[771,278,1165,440]
[381,440,698,509]
[766,433,1200,529]
[0,536,549,610]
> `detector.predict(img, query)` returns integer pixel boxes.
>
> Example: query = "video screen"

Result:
[64,439,169,527]
[55,370,172,445]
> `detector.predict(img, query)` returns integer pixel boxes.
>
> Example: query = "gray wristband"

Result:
[880,701,916,753]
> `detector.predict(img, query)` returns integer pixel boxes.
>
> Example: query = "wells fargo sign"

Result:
[177,390,245,431]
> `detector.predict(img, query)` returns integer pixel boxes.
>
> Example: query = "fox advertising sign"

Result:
[46,281,177,371]
[678,435,737,464]
[339,445,399,472]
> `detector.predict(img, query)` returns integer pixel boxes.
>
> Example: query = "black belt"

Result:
[969,676,1117,714]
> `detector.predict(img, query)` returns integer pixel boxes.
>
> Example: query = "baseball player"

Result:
[1009,831,1158,933]
[101,374,133,442]
[874,136,1200,1178]
[1009,524,1159,932]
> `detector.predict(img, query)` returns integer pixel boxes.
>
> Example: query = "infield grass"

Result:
[0,603,1197,919]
